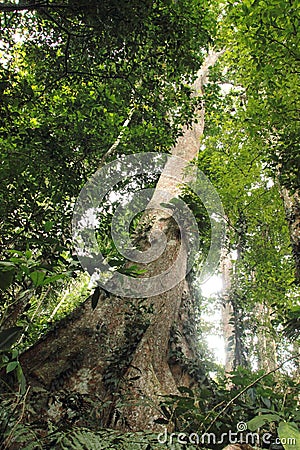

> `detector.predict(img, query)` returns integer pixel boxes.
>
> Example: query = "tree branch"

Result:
[0,3,68,13]
[99,107,135,166]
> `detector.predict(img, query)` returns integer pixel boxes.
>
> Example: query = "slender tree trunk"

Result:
[255,303,277,372]
[220,246,235,373]
[280,187,300,283]
[220,232,246,374]
[292,341,300,381]
[18,51,221,431]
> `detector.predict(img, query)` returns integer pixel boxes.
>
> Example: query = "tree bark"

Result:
[255,303,277,372]
[220,246,235,373]
[220,236,246,374]
[280,187,300,283]
[17,51,221,432]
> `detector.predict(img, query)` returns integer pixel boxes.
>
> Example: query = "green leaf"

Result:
[160,202,176,210]
[43,273,65,285]
[6,361,19,373]
[0,268,15,290]
[11,349,19,359]
[0,261,16,267]
[16,364,26,394]
[177,386,194,396]
[6,250,24,256]
[119,265,146,276]
[278,422,300,450]
[44,220,54,232]
[248,414,282,431]
[0,327,23,351]
[25,250,32,259]
[30,270,45,286]
[261,397,271,409]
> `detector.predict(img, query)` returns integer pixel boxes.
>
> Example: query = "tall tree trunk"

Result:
[280,187,300,283]
[220,246,235,373]
[220,229,246,374]
[18,51,221,431]
[255,303,277,372]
